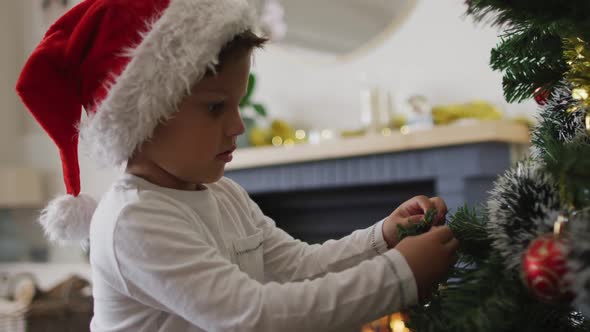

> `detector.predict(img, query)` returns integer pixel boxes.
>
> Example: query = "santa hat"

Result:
[16,0,257,243]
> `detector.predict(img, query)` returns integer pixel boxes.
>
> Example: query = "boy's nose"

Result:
[226,109,246,137]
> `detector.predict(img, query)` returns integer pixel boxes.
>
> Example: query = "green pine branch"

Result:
[464,1,589,102]
[396,209,437,241]
[398,205,590,331]
[491,25,563,68]
[396,206,491,264]
[465,0,590,39]
[448,206,491,264]
[531,84,586,154]
[407,255,521,332]
[491,25,567,102]
[542,135,590,208]
[407,250,589,332]
[410,2,590,330]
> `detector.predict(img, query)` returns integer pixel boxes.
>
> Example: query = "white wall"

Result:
[253,0,536,130]
[0,1,53,261]
[10,0,536,262]
[0,1,25,165]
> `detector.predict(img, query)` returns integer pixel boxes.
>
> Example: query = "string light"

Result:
[295,130,306,140]
[572,88,589,101]
[271,136,283,146]
[389,313,409,332]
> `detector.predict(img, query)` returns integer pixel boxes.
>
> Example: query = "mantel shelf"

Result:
[228,120,530,170]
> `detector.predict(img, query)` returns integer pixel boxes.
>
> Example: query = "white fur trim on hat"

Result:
[39,194,98,244]
[79,0,256,167]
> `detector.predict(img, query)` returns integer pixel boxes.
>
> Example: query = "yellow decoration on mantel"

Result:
[248,119,306,147]
[431,100,503,125]
[340,128,367,138]
[249,127,271,146]
[271,120,294,139]
[389,113,408,129]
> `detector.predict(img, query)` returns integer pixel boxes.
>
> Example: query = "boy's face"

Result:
[134,50,251,189]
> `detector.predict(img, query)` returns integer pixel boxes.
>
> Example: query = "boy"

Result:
[17,0,458,331]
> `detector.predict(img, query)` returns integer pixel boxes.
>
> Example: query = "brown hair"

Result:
[208,30,267,74]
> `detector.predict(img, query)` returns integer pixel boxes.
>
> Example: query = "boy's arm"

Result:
[223,178,446,283]
[223,177,392,282]
[112,202,418,332]
[250,198,392,283]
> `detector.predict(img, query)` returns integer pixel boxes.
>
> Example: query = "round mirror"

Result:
[273,0,417,61]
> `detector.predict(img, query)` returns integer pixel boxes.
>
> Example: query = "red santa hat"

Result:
[16,0,256,243]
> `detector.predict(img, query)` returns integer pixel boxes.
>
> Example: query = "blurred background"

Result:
[0,0,535,331]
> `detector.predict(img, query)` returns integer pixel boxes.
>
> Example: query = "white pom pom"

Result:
[39,194,98,244]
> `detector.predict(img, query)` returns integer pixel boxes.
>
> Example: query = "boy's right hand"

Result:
[395,226,459,301]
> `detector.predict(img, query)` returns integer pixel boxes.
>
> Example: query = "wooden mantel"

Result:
[227,121,530,171]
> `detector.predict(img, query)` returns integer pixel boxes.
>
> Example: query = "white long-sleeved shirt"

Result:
[89,174,417,332]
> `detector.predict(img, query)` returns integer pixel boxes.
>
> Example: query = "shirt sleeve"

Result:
[225,177,393,283]
[112,201,418,332]
[249,197,392,282]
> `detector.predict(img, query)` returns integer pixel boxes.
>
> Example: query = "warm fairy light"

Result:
[389,313,409,332]
[400,126,410,135]
[572,88,589,100]
[272,136,283,146]
[363,313,409,332]
[381,127,392,136]
[283,138,295,146]
[295,129,306,140]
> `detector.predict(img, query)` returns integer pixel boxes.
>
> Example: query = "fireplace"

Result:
[251,181,435,244]
[227,142,521,243]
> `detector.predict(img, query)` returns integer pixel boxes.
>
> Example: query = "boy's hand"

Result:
[382,195,448,248]
[395,226,459,300]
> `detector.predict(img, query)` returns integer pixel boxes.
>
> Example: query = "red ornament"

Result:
[534,87,551,105]
[521,234,573,303]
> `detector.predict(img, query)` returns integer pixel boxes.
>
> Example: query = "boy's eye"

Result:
[207,102,224,114]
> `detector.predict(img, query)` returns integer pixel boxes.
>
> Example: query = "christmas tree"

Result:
[400,1,590,331]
